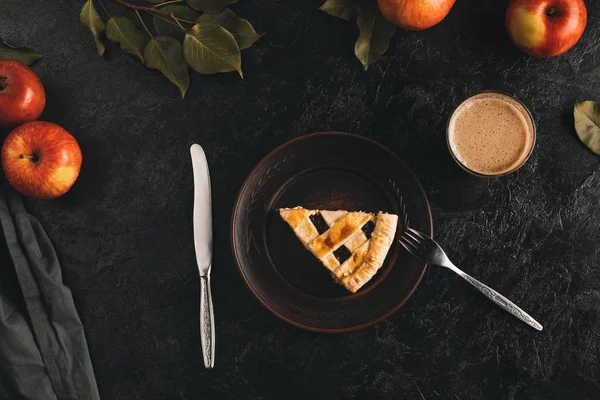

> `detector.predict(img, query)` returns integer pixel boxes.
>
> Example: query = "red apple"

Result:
[378,0,457,31]
[506,0,587,57]
[0,60,46,128]
[1,121,82,199]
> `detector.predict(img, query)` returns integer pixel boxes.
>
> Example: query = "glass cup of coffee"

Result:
[446,91,536,177]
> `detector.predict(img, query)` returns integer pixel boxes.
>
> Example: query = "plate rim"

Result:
[230,131,433,333]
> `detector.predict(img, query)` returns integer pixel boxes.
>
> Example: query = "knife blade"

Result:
[190,143,215,369]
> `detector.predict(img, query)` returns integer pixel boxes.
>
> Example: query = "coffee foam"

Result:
[448,93,535,176]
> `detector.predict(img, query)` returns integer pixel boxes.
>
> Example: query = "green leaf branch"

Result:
[80,0,262,98]
[0,39,43,65]
[574,101,600,155]
[319,0,396,70]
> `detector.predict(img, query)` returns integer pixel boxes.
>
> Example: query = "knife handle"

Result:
[200,275,215,369]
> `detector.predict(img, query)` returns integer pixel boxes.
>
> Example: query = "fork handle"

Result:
[449,266,543,331]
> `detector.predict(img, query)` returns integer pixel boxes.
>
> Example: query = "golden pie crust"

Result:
[279,207,398,293]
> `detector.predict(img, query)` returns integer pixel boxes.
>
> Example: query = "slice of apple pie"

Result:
[278,207,398,293]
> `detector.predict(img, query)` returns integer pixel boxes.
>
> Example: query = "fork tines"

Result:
[399,228,422,254]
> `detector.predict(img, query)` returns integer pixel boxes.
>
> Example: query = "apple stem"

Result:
[546,8,556,17]
[20,154,39,162]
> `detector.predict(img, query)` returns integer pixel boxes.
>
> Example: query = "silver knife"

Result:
[190,144,215,369]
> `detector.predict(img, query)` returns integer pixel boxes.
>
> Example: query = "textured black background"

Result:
[2,0,600,399]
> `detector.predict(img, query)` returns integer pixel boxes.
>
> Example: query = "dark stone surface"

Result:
[2,0,600,399]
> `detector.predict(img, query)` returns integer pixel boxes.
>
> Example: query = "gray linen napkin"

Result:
[0,182,100,400]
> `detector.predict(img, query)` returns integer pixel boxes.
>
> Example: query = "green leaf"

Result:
[574,101,600,155]
[196,8,261,50]
[80,0,106,56]
[183,24,242,77]
[106,17,148,62]
[153,5,200,41]
[319,0,367,21]
[354,5,396,70]
[187,0,238,14]
[144,36,190,98]
[0,39,42,65]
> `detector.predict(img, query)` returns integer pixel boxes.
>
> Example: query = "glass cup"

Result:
[446,91,536,178]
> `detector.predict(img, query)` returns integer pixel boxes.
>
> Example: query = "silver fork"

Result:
[400,228,543,331]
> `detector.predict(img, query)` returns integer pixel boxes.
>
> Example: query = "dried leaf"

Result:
[574,101,600,155]
[153,5,200,41]
[354,5,396,70]
[0,39,42,65]
[196,8,261,50]
[144,36,190,98]
[187,0,238,14]
[106,17,147,62]
[80,0,106,56]
[183,24,242,77]
[319,0,367,21]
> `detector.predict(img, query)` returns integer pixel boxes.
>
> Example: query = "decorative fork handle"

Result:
[448,265,543,331]
[200,275,215,368]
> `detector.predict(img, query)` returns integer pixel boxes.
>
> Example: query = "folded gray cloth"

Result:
[0,182,100,400]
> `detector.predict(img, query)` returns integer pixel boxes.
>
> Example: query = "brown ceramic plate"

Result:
[231,132,432,332]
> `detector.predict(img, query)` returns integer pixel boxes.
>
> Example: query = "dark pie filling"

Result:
[361,220,375,238]
[309,213,329,234]
[333,246,352,264]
